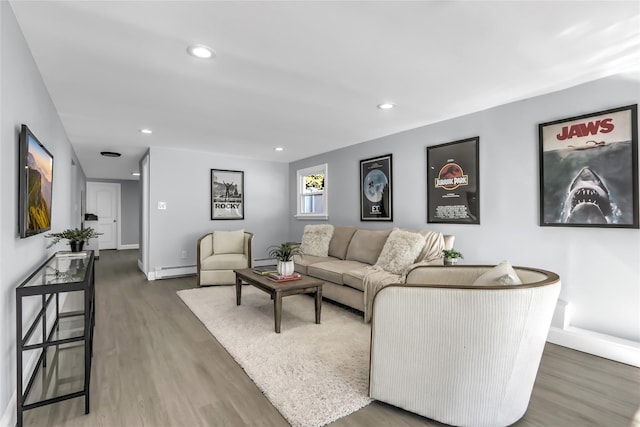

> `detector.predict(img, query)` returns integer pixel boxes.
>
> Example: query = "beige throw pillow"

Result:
[213,229,245,254]
[300,224,334,257]
[473,261,523,285]
[375,228,426,275]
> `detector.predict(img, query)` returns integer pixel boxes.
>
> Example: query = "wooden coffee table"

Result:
[234,268,324,333]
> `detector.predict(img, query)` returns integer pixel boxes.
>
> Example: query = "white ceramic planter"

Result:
[277,260,295,276]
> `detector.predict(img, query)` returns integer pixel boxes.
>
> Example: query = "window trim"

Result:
[295,163,329,220]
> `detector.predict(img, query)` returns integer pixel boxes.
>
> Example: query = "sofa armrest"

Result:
[196,233,213,286]
[443,235,455,250]
[243,232,254,268]
[198,234,213,262]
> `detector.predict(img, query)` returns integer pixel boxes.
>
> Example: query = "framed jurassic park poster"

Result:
[426,137,480,224]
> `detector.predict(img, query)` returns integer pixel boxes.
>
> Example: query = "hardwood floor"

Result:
[23,250,640,427]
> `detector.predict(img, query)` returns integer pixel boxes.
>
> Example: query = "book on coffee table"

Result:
[267,273,302,282]
[253,265,278,275]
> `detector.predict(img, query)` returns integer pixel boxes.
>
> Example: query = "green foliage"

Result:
[45,227,102,248]
[305,174,324,191]
[268,242,304,261]
[442,248,464,260]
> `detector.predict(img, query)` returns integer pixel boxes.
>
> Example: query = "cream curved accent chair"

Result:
[197,230,253,286]
[369,265,561,427]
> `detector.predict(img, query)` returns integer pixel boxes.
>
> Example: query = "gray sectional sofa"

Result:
[293,225,454,314]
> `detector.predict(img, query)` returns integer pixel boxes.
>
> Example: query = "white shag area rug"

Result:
[177,285,372,427]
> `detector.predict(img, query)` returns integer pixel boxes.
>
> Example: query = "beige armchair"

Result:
[197,230,253,286]
[369,265,561,427]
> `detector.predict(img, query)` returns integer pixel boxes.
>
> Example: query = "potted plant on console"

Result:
[46,227,102,252]
[443,248,463,266]
[268,242,303,276]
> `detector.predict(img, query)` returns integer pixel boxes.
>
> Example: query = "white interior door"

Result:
[87,182,120,250]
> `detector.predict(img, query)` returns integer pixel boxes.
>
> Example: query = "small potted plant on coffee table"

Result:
[268,242,303,276]
[45,227,102,252]
[442,248,463,266]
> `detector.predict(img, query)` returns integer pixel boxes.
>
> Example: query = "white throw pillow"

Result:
[473,261,523,285]
[213,229,245,254]
[300,224,334,257]
[375,228,426,275]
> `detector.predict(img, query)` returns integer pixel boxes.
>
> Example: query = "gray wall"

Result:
[289,73,640,343]
[147,147,289,272]
[88,178,140,246]
[1,3,87,424]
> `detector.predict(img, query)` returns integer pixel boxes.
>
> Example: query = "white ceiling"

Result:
[10,1,640,181]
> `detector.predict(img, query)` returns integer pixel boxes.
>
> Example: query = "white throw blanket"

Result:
[362,231,445,322]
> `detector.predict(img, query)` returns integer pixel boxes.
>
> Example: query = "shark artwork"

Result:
[539,105,638,228]
[560,167,617,224]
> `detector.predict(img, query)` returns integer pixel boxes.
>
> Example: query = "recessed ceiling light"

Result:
[131,172,141,177]
[139,128,152,134]
[100,151,121,157]
[274,147,284,152]
[187,44,215,59]
[377,103,396,110]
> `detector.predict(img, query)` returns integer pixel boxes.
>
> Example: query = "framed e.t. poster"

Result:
[426,137,480,224]
[360,154,392,221]
[539,104,638,228]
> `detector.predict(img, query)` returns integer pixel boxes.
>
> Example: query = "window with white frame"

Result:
[296,164,328,219]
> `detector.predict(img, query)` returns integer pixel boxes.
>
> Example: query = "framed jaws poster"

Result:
[539,104,638,228]
[426,137,480,224]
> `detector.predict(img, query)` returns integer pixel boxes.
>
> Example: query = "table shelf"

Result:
[16,251,95,426]
[24,342,86,408]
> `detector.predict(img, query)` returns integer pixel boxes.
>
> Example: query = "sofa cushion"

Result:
[375,228,426,274]
[202,253,248,270]
[300,224,334,257]
[293,255,336,275]
[473,261,523,285]
[308,260,368,285]
[328,226,357,260]
[342,266,369,291]
[345,229,391,265]
[213,229,245,254]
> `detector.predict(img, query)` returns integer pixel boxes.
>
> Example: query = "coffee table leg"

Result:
[274,292,282,334]
[236,276,242,306]
[315,286,322,324]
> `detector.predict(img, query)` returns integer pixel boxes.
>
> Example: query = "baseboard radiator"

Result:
[152,265,196,280]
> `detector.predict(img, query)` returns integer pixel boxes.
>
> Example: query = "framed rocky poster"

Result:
[426,137,479,224]
[211,169,244,220]
[360,154,392,221]
[539,104,638,228]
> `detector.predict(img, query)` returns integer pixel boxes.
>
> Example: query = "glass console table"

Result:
[15,250,95,426]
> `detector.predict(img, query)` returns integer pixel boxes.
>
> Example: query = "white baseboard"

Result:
[118,244,139,250]
[0,393,16,427]
[548,326,640,367]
